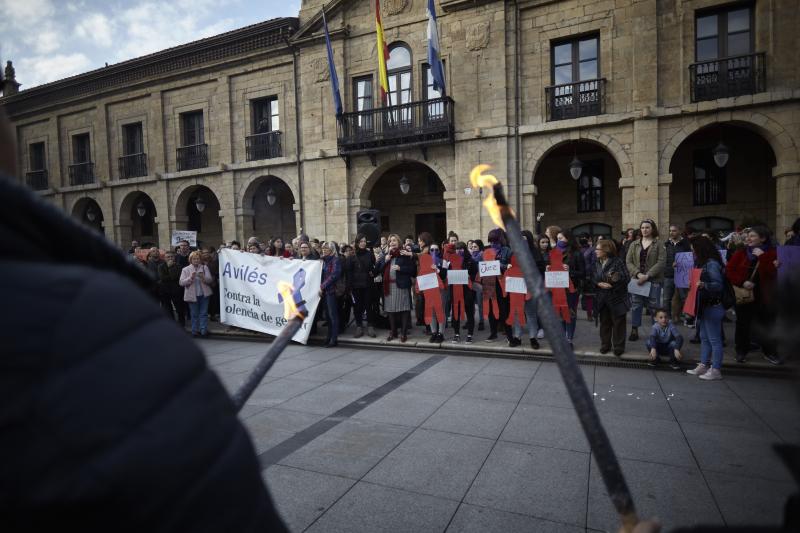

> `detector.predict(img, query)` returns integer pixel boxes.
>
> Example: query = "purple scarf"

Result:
[746,242,771,261]
[471,250,482,261]
[555,240,568,251]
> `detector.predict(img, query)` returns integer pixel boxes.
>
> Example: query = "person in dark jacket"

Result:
[554,230,586,345]
[347,234,377,338]
[663,224,692,320]
[0,175,287,533]
[592,238,630,355]
[376,234,416,342]
[484,228,513,342]
[319,241,342,348]
[158,250,186,326]
[521,230,546,348]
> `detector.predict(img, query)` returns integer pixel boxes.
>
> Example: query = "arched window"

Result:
[686,216,734,233]
[387,43,412,123]
[572,223,612,241]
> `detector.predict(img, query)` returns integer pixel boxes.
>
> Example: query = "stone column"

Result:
[443,190,458,236]
[218,208,237,244]
[236,207,255,243]
[658,173,673,228]
[149,92,166,174]
[619,177,636,231]
[521,184,536,233]
[214,75,233,165]
[47,117,63,188]
[631,118,660,226]
[94,102,111,182]
[156,180,172,247]
[775,166,800,233]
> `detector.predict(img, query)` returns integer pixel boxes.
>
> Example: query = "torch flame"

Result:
[277,281,304,320]
[469,164,513,229]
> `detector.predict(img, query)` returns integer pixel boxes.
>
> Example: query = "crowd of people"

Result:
[130,215,800,380]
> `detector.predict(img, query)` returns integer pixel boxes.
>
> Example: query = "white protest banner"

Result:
[505,277,527,294]
[479,260,501,277]
[416,273,439,291]
[171,230,197,247]
[544,271,569,288]
[627,279,652,297]
[218,249,321,344]
[446,269,469,285]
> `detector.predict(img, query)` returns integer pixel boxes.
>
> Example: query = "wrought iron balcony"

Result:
[177,143,208,171]
[68,162,95,186]
[119,152,148,179]
[337,97,454,158]
[690,52,765,102]
[26,169,48,190]
[545,78,606,122]
[246,131,282,161]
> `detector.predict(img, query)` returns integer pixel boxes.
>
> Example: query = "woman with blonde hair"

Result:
[179,250,214,337]
[376,233,416,342]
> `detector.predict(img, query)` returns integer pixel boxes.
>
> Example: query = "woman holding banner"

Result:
[179,251,214,337]
[376,234,415,343]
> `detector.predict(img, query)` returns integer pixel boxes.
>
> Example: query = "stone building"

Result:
[1,0,798,248]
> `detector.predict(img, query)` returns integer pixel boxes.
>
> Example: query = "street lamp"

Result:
[399,175,410,195]
[712,141,729,168]
[136,201,147,217]
[195,196,206,213]
[464,186,472,196]
[266,187,277,206]
[86,205,97,222]
[569,155,583,180]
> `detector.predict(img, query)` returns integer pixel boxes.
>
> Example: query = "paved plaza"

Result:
[200,338,799,533]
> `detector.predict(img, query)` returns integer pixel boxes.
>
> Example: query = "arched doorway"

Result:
[120,192,158,247]
[72,197,104,234]
[175,185,222,249]
[669,123,776,230]
[244,176,296,241]
[533,141,622,239]
[367,161,447,244]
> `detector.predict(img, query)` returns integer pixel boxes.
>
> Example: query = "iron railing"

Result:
[119,152,148,179]
[68,162,95,186]
[26,169,48,190]
[337,96,454,155]
[176,143,208,171]
[545,78,606,122]
[689,52,765,102]
[246,131,282,161]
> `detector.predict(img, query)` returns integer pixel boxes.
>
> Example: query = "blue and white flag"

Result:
[426,0,446,94]
[323,10,343,116]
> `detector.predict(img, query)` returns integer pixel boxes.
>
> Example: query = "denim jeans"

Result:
[188,295,209,334]
[474,283,484,323]
[325,292,339,344]
[646,339,683,362]
[698,303,725,369]
[662,278,688,319]
[631,282,662,328]
[562,291,579,341]
[513,297,540,339]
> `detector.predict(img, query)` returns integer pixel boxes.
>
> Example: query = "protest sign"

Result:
[505,277,527,294]
[134,248,166,263]
[171,230,197,247]
[446,269,469,285]
[218,249,321,344]
[674,252,694,289]
[627,279,652,297]
[479,260,501,277]
[777,245,800,283]
[416,273,440,291]
[682,268,703,317]
[545,271,569,288]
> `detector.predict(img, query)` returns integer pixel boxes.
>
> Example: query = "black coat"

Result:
[664,237,691,278]
[376,253,416,289]
[591,256,630,317]
[0,176,287,533]
[347,248,376,289]
[158,261,183,296]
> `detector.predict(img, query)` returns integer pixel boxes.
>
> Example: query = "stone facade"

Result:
[2,0,798,248]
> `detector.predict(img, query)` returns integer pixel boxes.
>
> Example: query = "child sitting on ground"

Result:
[647,309,684,369]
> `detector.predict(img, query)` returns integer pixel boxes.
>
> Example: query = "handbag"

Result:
[733,263,758,305]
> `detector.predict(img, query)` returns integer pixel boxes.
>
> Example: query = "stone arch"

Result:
[173,184,223,248]
[355,157,449,203]
[239,174,298,241]
[239,172,299,210]
[525,131,634,184]
[117,190,160,246]
[70,196,105,233]
[172,179,226,217]
[660,112,798,176]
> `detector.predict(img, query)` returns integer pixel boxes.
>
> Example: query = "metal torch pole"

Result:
[493,184,639,532]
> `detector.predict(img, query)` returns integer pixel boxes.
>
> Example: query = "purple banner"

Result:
[777,245,800,283]
[674,252,694,289]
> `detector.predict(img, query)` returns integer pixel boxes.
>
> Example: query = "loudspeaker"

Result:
[356,209,381,246]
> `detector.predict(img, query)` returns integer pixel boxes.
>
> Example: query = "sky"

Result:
[0,0,302,89]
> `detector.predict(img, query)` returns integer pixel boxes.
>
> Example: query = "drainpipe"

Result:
[512,0,522,223]
[285,32,305,232]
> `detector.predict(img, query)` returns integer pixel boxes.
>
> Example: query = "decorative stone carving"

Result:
[466,21,490,51]
[313,57,330,83]
[383,0,409,16]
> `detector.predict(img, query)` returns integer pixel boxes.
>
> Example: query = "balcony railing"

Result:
[545,78,606,122]
[119,152,148,179]
[177,143,208,171]
[690,52,765,102]
[337,96,454,156]
[246,131,282,161]
[26,169,48,190]
[68,162,95,186]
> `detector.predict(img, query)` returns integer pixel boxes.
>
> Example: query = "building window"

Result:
[577,160,604,213]
[547,35,603,121]
[72,133,91,163]
[122,122,144,155]
[180,111,204,147]
[386,43,412,123]
[252,97,279,134]
[353,76,373,130]
[423,63,445,121]
[29,142,46,170]
[693,149,726,206]
[572,223,612,241]
[552,35,599,86]
[696,6,752,62]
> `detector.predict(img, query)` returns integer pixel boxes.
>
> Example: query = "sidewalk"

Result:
[198,309,797,375]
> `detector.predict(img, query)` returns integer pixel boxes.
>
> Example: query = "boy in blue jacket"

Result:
[647,308,684,369]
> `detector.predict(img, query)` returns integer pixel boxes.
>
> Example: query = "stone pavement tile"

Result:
[286,360,366,383]
[704,470,796,527]
[396,369,477,396]
[742,397,800,442]
[244,408,325,454]
[587,458,722,532]
[594,366,660,389]
[212,355,264,373]
[500,404,589,453]
[237,403,268,420]
[293,346,354,362]
[431,355,492,374]
[668,387,771,430]
[598,411,695,467]
[352,390,450,427]
[276,381,375,416]
[333,363,409,387]
[479,358,541,379]
[213,370,248,394]
[655,371,739,397]
[445,503,584,533]
[456,373,531,403]
[332,349,389,365]
[305,481,459,533]
[519,381,579,409]
[465,441,590,527]
[206,352,258,366]
[593,384,675,421]
[364,428,494,500]
[422,396,516,439]
[218,342,272,356]
[532,362,595,387]
[681,421,792,482]
[280,419,413,479]
[373,351,436,370]
[244,377,324,407]
[265,357,324,379]
[724,376,800,402]
[263,464,356,533]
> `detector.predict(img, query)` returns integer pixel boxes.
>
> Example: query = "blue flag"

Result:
[323,10,343,116]
[426,0,445,94]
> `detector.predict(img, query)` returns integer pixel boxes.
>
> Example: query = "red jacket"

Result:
[726,247,777,304]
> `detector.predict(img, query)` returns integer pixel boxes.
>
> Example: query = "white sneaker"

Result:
[699,368,723,381]
[536,329,545,339]
[686,363,708,376]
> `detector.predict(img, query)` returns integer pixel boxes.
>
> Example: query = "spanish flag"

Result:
[375,0,390,105]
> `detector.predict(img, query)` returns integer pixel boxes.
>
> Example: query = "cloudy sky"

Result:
[0,0,301,89]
